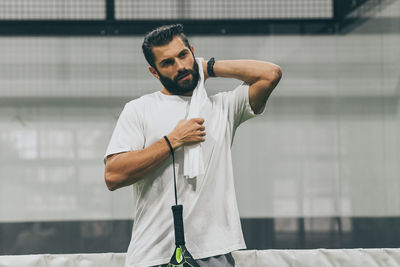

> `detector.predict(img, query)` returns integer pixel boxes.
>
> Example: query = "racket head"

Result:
[167,245,199,267]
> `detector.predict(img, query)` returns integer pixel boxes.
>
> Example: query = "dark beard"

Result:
[157,59,200,96]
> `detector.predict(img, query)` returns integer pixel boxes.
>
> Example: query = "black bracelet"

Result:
[207,57,216,77]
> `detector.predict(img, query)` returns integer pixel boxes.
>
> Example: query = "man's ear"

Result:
[149,66,159,79]
[190,45,194,54]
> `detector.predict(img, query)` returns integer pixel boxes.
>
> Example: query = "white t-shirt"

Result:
[105,83,265,267]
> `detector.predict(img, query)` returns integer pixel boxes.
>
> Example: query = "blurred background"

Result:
[0,0,399,255]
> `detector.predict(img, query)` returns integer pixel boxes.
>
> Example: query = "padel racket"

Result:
[164,136,200,267]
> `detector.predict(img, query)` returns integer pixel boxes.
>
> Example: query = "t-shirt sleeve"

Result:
[104,101,145,163]
[227,82,266,131]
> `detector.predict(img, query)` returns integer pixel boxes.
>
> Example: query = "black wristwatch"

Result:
[207,57,216,77]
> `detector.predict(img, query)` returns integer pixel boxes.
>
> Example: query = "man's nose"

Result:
[175,58,185,71]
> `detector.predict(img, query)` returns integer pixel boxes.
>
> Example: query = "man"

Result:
[104,24,282,267]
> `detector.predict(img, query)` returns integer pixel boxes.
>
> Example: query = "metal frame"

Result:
[0,0,375,36]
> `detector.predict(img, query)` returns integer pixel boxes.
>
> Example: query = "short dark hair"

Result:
[142,24,191,69]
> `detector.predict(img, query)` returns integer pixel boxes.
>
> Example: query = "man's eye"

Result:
[162,59,174,66]
[179,52,188,58]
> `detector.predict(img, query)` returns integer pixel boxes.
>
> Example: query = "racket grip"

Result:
[172,205,186,246]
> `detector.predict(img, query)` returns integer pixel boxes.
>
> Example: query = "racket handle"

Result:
[172,205,186,246]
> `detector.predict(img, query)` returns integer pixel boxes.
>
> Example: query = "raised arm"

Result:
[104,118,206,191]
[202,59,282,114]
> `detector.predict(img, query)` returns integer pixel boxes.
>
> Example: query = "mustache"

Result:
[175,69,193,81]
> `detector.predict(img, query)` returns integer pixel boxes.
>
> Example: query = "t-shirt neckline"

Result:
[157,90,192,100]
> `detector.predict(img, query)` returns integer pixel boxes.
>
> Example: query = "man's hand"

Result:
[167,118,206,149]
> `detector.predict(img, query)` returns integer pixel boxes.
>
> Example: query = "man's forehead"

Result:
[153,36,189,62]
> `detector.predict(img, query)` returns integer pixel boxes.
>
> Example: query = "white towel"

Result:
[183,57,207,179]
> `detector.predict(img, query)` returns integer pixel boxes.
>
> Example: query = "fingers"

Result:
[196,129,206,143]
[197,130,206,136]
[190,136,205,144]
[185,121,206,144]
[191,118,205,124]
[171,117,206,147]
[187,118,206,132]
[191,118,205,134]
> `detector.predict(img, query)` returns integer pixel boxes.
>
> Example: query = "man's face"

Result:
[151,36,200,95]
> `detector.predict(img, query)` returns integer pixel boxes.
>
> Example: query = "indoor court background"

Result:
[0,0,399,255]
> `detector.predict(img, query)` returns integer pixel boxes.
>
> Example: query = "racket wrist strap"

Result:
[164,136,174,154]
[164,135,178,206]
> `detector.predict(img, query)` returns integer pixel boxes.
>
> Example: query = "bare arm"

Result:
[104,118,206,191]
[202,59,282,114]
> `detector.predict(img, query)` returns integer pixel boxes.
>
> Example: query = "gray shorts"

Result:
[152,252,235,267]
